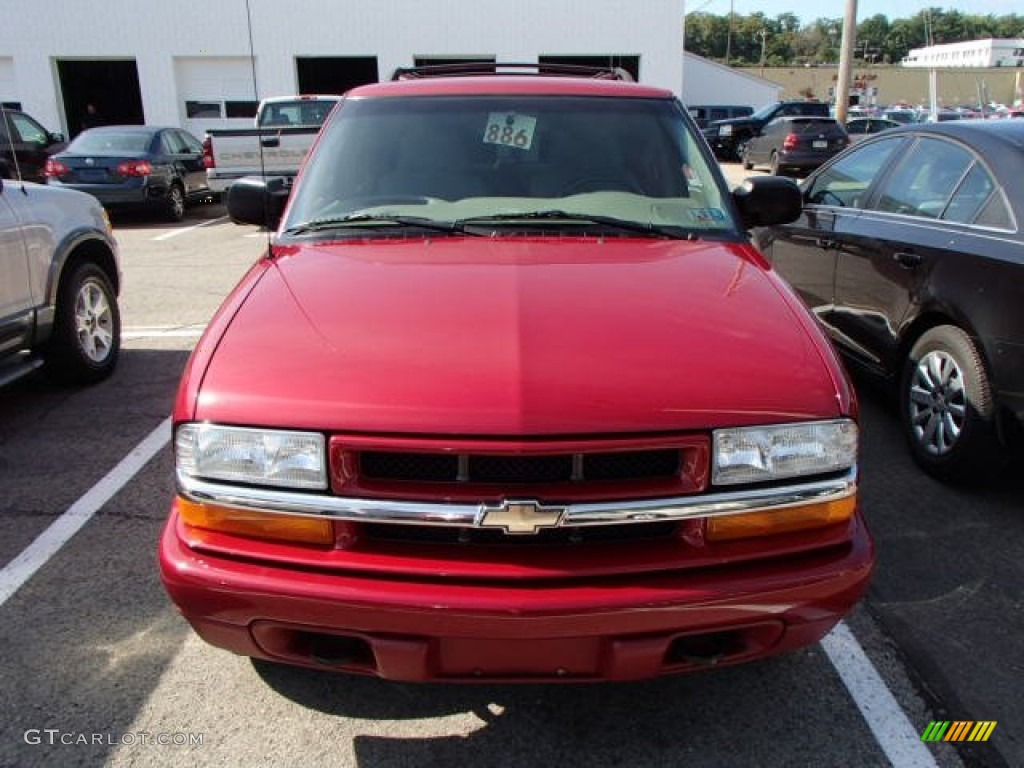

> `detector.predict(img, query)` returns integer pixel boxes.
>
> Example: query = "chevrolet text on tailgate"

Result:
[160,63,874,682]
[202,95,341,194]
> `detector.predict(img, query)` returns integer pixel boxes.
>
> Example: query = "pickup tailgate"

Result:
[205,126,320,188]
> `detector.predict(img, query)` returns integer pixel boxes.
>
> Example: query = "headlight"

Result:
[720,124,734,136]
[176,424,327,490]
[712,419,857,486]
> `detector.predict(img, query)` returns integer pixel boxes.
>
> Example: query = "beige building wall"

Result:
[748,66,1023,108]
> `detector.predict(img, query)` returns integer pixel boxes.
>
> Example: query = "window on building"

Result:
[538,55,640,82]
[225,100,259,118]
[185,101,223,118]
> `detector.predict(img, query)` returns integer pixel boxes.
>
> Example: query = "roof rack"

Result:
[390,62,634,82]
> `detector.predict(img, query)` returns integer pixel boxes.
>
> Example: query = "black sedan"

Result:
[44,126,210,221]
[741,116,849,176]
[755,120,1024,481]
[845,117,901,144]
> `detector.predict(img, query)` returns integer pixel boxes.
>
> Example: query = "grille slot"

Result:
[468,454,573,483]
[360,451,457,482]
[585,449,681,480]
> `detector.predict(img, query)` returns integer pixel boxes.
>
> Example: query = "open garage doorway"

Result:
[538,55,640,82]
[295,57,378,96]
[57,59,144,138]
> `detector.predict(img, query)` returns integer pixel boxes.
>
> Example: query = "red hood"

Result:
[191,237,843,434]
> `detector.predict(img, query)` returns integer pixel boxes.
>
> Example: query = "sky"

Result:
[686,0,1024,26]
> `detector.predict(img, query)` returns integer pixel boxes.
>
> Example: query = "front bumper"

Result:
[160,507,874,682]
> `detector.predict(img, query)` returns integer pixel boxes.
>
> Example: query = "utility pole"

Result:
[725,0,734,66]
[759,28,767,75]
[834,0,858,123]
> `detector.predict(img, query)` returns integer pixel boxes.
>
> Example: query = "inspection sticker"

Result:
[691,208,726,222]
[483,113,537,151]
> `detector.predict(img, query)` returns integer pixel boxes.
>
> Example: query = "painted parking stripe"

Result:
[822,622,939,767]
[122,325,205,339]
[150,215,228,241]
[0,417,171,608]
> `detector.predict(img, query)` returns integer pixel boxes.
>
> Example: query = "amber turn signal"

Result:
[706,496,856,542]
[177,496,334,546]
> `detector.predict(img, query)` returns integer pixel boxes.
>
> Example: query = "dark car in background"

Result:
[845,117,901,144]
[0,108,66,183]
[686,104,752,130]
[703,100,831,160]
[45,126,211,221]
[754,120,1024,481]
[741,116,849,176]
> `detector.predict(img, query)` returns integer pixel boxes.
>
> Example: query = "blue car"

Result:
[45,125,211,220]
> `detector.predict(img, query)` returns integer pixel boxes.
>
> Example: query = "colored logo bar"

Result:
[921,721,997,742]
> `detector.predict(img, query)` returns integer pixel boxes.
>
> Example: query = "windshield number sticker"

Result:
[483,113,536,151]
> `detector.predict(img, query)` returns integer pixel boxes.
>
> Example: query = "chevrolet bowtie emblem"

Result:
[478,500,565,535]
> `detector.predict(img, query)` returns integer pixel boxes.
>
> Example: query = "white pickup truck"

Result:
[202,95,341,193]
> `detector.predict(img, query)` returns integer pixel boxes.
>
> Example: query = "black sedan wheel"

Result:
[165,183,185,222]
[44,262,120,384]
[733,138,749,163]
[901,325,999,481]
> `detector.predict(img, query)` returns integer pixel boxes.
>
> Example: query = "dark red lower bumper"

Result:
[159,511,874,682]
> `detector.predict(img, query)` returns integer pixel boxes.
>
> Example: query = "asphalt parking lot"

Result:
[0,192,1020,768]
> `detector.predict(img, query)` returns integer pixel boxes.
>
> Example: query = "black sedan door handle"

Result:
[815,238,837,249]
[894,251,923,268]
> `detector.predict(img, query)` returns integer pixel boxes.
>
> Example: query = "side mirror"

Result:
[48,132,65,145]
[226,176,290,229]
[732,175,802,230]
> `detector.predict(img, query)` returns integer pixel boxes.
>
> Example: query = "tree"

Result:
[681,8,1024,66]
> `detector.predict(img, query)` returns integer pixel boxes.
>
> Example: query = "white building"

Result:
[680,53,782,110]
[0,0,684,138]
[901,38,1024,68]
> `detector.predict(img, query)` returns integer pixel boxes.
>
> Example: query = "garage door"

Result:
[0,58,17,109]
[174,57,259,135]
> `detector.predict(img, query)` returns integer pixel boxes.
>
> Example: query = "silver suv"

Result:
[0,178,121,386]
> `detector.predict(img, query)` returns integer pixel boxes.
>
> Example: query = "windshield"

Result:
[258,99,337,128]
[283,94,733,237]
[69,130,153,153]
[750,103,781,120]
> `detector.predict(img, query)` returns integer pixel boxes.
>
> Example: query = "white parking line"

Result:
[822,622,939,767]
[150,215,228,241]
[0,418,171,608]
[122,325,205,339]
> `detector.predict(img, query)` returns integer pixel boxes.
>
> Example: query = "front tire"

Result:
[43,262,120,385]
[901,325,999,482]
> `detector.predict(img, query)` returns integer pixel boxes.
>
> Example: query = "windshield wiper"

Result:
[455,210,696,240]
[283,213,468,237]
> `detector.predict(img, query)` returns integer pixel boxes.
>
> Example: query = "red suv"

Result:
[159,64,873,682]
